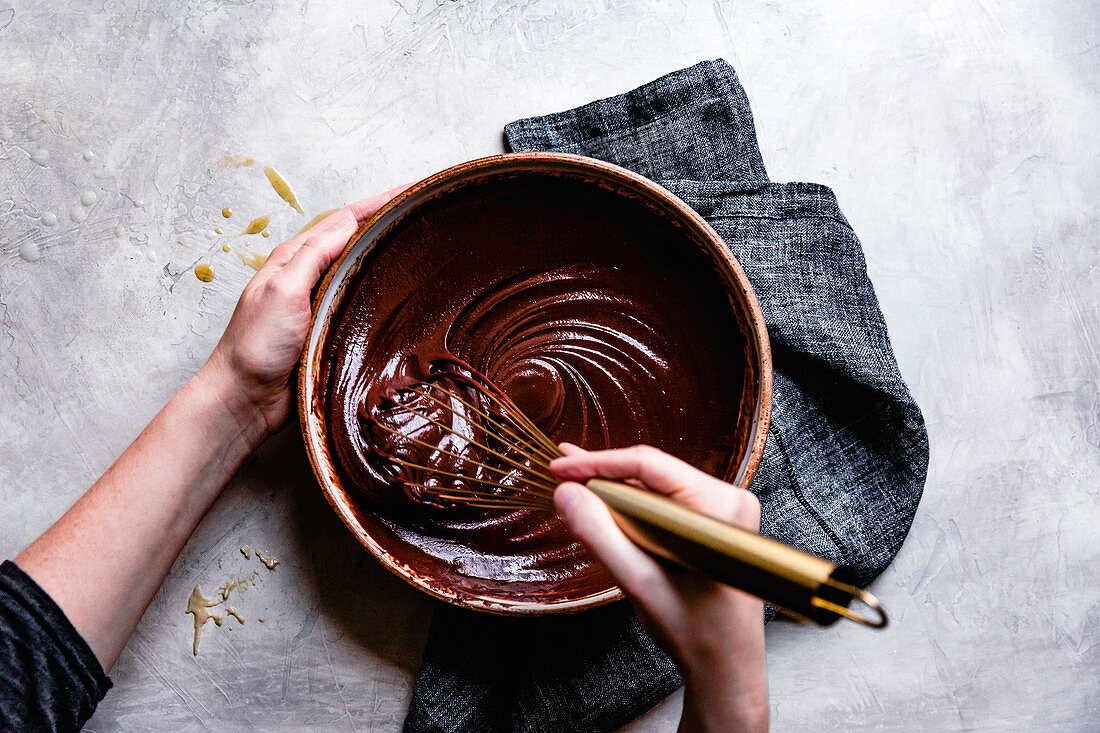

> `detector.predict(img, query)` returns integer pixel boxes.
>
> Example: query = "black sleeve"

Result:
[0,560,111,732]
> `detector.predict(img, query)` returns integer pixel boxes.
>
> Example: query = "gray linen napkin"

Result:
[404,59,928,733]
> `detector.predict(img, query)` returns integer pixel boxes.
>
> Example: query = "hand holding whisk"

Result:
[362,368,887,628]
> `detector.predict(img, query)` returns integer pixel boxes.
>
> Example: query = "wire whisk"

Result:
[362,368,565,512]
[360,366,888,629]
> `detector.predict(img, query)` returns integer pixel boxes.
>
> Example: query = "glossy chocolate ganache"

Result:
[322,172,750,601]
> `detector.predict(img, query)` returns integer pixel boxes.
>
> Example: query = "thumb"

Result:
[347,183,413,223]
[554,482,666,599]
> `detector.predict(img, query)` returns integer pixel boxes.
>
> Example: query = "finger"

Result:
[554,482,672,601]
[558,443,647,491]
[262,184,409,272]
[346,183,412,223]
[262,208,359,271]
[550,445,716,498]
[272,226,356,294]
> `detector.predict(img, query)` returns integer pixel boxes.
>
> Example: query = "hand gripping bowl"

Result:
[298,153,772,615]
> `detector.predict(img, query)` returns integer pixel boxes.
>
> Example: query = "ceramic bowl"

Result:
[298,152,772,614]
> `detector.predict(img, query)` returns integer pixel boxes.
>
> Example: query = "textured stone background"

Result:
[1,1,1097,730]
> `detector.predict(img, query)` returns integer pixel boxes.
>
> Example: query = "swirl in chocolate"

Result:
[323,174,748,598]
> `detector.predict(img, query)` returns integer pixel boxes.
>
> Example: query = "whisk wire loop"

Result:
[414,375,562,463]
[369,420,558,495]
[399,384,560,483]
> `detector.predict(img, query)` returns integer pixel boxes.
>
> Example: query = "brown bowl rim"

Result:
[297,152,773,615]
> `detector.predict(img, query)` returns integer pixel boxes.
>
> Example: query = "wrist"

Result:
[190,355,271,452]
[675,600,769,732]
[681,671,769,733]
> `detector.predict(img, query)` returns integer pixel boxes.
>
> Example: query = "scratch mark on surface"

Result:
[911,522,948,596]
[711,0,741,68]
[128,633,212,728]
[280,605,320,700]
[321,632,353,724]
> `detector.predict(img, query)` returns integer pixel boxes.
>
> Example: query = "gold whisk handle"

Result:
[585,479,888,628]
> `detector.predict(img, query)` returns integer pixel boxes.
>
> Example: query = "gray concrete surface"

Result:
[1,1,1097,730]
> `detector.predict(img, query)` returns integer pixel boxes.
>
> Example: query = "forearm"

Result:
[11,195,393,677]
[15,363,265,671]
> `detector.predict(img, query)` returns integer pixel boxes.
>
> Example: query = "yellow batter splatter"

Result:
[215,153,256,169]
[263,166,304,214]
[255,549,280,571]
[296,208,340,235]
[242,215,270,235]
[236,249,268,271]
[194,264,214,282]
[185,585,227,656]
